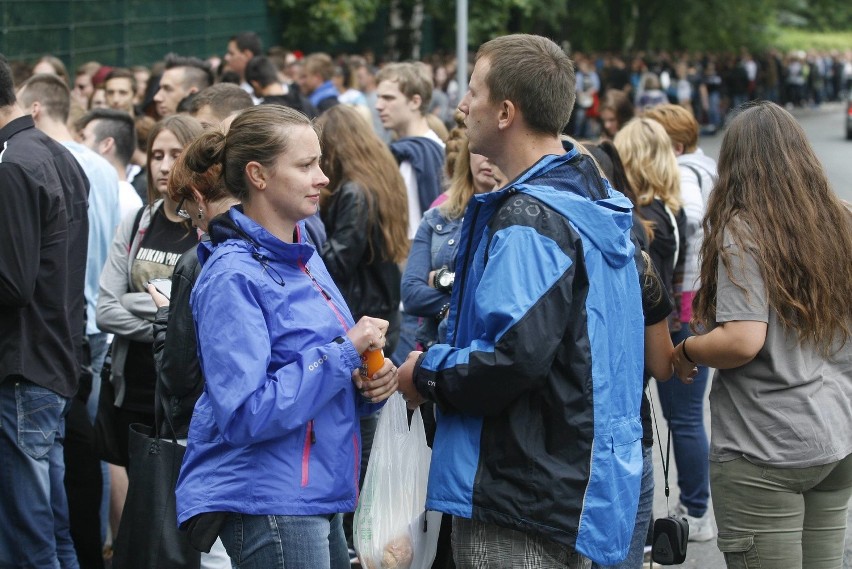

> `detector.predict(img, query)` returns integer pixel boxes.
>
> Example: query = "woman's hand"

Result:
[353,358,398,403]
[346,316,389,354]
[146,283,170,309]
[397,351,426,409]
[672,340,698,384]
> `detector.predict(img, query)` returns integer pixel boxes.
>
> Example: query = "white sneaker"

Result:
[676,502,715,542]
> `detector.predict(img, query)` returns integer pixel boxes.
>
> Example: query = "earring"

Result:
[197,207,204,220]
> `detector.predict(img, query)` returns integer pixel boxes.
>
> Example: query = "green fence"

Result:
[0,0,278,69]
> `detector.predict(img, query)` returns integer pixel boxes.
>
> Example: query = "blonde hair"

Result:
[613,117,681,213]
[440,135,476,220]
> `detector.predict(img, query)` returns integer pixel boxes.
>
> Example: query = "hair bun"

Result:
[185,130,227,173]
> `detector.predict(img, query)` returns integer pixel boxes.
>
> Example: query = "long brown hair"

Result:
[693,102,852,353]
[317,105,409,263]
[146,115,204,206]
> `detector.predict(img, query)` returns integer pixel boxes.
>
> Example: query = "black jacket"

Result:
[319,181,401,324]
[0,115,89,397]
[152,242,202,437]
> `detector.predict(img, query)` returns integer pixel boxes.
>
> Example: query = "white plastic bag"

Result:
[354,393,441,569]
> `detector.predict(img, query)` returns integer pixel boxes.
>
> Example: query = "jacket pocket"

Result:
[188,403,222,443]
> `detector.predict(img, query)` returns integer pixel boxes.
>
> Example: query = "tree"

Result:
[268,0,383,45]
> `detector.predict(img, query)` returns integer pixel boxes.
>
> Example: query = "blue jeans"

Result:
[391,312,419,366]
[84,332,111,544]
[656,327,710,517]
[219,512,349,569]
[85,332,109,423]
[592,445,654,569]
[0,379,78,569]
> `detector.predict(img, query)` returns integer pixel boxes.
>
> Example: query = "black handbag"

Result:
[111,393,200,569]
[92,346,126,466]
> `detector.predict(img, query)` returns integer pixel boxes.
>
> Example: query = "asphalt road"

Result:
[649,101,852,569]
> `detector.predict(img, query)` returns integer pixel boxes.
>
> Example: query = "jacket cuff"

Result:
[412,351,434,401]
[154,305,170,324]
[337,336,362,371]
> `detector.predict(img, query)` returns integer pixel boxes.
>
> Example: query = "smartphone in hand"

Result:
[147,278,172,299]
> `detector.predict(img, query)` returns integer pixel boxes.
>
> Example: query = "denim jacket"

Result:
[401,206,463,348]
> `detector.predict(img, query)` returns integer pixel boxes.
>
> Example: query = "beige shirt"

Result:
[709,232,852,468]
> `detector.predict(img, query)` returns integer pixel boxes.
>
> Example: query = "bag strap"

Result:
[129,205,145,244]
[681,164,705,193]
[154,387,179,444]
[648,382,676,569]
[648,382,674,512]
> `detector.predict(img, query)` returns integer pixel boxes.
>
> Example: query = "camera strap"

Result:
[647,382,674,569]
[649,385,673,510]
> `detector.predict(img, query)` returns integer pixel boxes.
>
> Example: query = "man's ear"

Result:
[99,136,115,157]
[674,142,685,156]
[25,100,40,120]
[497,100,515,131]
[408,94,422,113]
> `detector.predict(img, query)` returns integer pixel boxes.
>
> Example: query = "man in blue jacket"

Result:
[397,34,645,568]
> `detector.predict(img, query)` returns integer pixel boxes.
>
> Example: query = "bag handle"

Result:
[154,387,179,444]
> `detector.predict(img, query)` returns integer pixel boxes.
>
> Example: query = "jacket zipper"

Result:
[299,260,350,332]
[299,259,349,490]
[352,434,360,501]
[452,201,481,344]
[301,420,316,487]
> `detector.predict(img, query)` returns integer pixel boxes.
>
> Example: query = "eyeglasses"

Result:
[175,196,191,220]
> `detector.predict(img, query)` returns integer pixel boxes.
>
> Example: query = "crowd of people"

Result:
[0,28,850,569]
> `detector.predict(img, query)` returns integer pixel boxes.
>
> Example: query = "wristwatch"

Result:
[434,267,455,294]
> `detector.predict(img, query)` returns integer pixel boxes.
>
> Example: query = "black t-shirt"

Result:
[637,249,674,447]
[123,207,197,413]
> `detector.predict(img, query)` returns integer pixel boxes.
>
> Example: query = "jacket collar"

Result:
[206,206,314,264]
[0,115,35,146]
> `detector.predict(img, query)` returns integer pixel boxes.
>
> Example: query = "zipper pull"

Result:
[423,510,428,532]
[311,423,317,445]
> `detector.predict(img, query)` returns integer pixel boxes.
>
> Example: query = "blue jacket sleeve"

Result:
[413,220,577,417]
[401,215,449,316]
[193,268,363,445]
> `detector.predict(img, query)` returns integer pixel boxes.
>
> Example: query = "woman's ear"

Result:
[190,187,206,208]
[245,161,267,191]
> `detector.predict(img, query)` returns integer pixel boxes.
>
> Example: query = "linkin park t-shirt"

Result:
[129,207,197,293]
[124,206,196,413]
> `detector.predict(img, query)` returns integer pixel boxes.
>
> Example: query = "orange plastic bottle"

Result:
[361,348,384,378]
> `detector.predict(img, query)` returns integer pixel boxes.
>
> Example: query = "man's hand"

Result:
[353,358,398,403]
[397,351,426,409]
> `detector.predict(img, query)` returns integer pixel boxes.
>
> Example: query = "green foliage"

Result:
[268,0,382,45]
[772,27,852,50]
[421,0,849,55]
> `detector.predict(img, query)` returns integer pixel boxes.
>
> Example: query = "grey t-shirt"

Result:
[709,234,852,468]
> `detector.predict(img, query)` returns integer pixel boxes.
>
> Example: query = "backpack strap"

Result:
[130,205,145,242]
[681,164,704,193]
